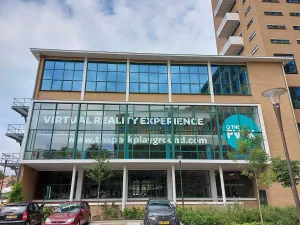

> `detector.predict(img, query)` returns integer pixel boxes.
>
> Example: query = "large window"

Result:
[41,60,83,91]
[85,62,126,92]
[289,87,300,108]
[175,171,211,198]
[171,65,209,94]
[82,171,122,199]
[215,171,254,198]
[34,171,72,200]
[129,63,168,93]
[128,171,167,198]
[274,54,298,74]
[211,65,250,95]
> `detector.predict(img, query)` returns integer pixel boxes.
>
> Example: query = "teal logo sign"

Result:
[222,114,260,149]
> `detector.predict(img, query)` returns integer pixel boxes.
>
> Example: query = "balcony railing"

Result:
[220,36,244,56]
[12,98,31,120]
[217,13,240,38]
[5,124,25,145]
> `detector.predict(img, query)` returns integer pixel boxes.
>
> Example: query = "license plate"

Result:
[160,222,169,225]
[6,215,17,219]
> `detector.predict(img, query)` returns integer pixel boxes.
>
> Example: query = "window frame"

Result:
[270,39,291,44]
[244,5,251,16]
[274,54,298,74]
[264,11,283,16]
[249,31,256,42]
[290,12,300,16]
[267,24,286,29]
[247,18,254,29]
[251,45,259,55]
[293,25,300,30]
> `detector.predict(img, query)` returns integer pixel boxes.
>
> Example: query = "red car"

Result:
[45,202,91,225]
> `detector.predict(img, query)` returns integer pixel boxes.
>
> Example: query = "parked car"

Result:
[0,202,43,225]
[45,201,91,225]
[144,198,180,225]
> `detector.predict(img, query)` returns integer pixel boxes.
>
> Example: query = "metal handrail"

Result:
[6,124,25,134]
[12,98,31,107]
[0,153,19,165]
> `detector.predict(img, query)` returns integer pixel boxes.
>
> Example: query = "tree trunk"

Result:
[256,178,264,225]
[97,180,101,219]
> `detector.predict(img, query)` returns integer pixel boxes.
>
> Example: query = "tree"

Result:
[229,129,274,225]
[0,170,4,180]
[8,182,24,203]
[86,150,113,218]
[271,157,300,188]
[7,179,16,187]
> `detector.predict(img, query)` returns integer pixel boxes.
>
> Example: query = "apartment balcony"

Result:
[5,124,25,145]
[220,36,244,56]
[217,13,240,38]
[214,0,236,17]
[12,98,31,120]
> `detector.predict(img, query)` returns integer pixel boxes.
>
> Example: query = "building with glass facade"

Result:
[13,49,300,212]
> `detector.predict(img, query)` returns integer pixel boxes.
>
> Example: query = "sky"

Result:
[0,0,217,164]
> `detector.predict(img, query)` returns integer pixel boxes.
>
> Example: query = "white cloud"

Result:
[0,0,216,159]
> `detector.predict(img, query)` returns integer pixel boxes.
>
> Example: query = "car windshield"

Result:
[148,200,171,210]
[54,203,80,213]
[1,206,26,214]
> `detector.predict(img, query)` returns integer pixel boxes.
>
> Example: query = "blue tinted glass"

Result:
[159,74,168,83]
[130,64,139,72]
[199,66,208,74]
[117,83,126,92]
[97,72,106,81]
[149,65,158,73]
[55,61,65,69]
[190,74,199,83]
[214,84,222,94]
[98,63,107,71]
[150,84,158,93]
[86,82,96,91]
[180,75,189,83]
[108,64,117,71]
[130,83,139,92]
[53,70,63,80]
[140,83,148,92]
[140,65,148,73]
[65,62,75,70]
[172,74,180,83]
[44,61,55,69]
[62,81,72,90]
[97,82,106,91]
[150,73,159,83]
[140,73,148,82]
[88,63,98,70]
[87,71,97,81]
[75,62,84,70]
[159,84,168,93]
[159,65,167,73]
[64,70,73,80]
[130,73,139,82]
[52,81,62,90]
[107,82,116,92]
[191,84,200,93]
[43,70,53,79]
[211,66,219,75]
[200,75,208,83]
[107,72,117,81]
[117,72,126,82]
[180,66,189,73]
[181,84,190,93]
[118,64,126,72]
[172,84,180,93]
[171,66,179,73]
[41,80,52,90]
[190,66,198,73]
[74,71,82,80]
[73,81,82,91]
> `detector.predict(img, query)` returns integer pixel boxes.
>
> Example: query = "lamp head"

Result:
[262,88,286,104]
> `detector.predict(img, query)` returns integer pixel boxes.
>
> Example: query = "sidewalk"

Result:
[90,220,143,225]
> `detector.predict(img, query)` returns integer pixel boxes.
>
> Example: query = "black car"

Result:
[0,202,43,225]
[144,198,180,225]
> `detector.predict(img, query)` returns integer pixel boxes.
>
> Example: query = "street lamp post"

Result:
[262,87,300,222]
[177,156,184,207]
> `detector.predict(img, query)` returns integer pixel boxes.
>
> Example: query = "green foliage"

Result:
[102,204,121,220]
[8,182,24,203]
[122,207,144,220]
[0,170,4,180]
[177,206,298,225]
[271,157,300,188]
[7,179,16,187]
[42,206,56,221]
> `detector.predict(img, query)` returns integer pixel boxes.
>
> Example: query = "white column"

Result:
[81,57,88,100]
[171,165,176,205]
[70,164,77,201]
[207,61,215,103]
[122,164,128,211]
[167,168,172,200]
[167,60,172,102]
[75,168,84,200]
[126,59,130,101]
[219,165,226,206]
[209,169,218,201]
